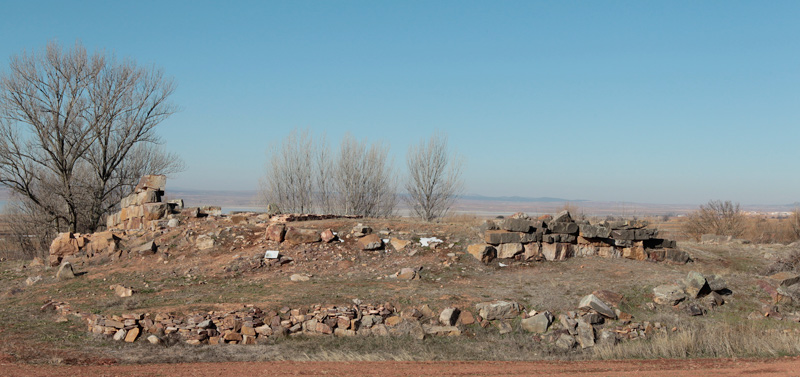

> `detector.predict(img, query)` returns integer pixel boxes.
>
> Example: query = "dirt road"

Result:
[3,358,800,377]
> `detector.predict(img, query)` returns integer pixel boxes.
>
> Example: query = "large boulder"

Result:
[134,174,166,192]
[484,231,522,245]
[56,262,75,280]
[195,235,216,250]
[541,243,571,261]
[284,228,322,244]
[49,233,80,266]
[133,241,157,255]
[142,202,169,221]
[555,333,577,349]
[579,224,611,239]
[439,307,460,326]
[551,210,572,223]
[578,294,617,319]
[653,284,687,305]
[684,271,709,298]
[467,244,497,263]
[85,231,120,255]
[769,272,800,287]
[501,219,532,233]
[475,301,520,320]
[265,223,286,242]
[497,243,523,259]
[521,311,552,333]
[549,222,579,234]
[357,234,384,250]
[576,320,595,348]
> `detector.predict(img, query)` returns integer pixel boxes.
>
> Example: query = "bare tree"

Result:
[335,134,396,217]
[681,200,746,241]
[260,129,315,214]
[314,135,336,214]
[260,130,397,217]
[404,133,463,221]
[0,41,180,234]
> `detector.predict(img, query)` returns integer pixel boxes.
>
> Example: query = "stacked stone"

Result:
[47,231,120,266]
[106,175,178,230]
[74,301,474,344]
[50,292,680,350]
[470,211,687,264]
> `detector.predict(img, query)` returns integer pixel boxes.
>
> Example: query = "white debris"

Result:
[420,237,443,247]
[499,262,508,267]
[264,250,279,259]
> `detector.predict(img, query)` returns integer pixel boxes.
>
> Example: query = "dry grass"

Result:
[594,320,800,360]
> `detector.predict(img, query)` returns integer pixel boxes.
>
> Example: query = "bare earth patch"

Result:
[4,358,800,377]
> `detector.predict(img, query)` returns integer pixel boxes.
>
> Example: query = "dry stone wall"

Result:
[470,211,688,264]
[106,175,173,230]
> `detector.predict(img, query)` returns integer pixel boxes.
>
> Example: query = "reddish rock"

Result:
[284,228,321,244]
[49,233,80,266]
[265,223,286,242]
[134,174,166,192]
[320,229,336,243]
[458,310,475,325]
[143,202,169,221]
[124,327,140,343]
[357,234,383,250]
[315,322,333,334]
[467,244,497,263]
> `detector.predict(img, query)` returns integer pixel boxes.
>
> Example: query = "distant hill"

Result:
[459,194,585,203]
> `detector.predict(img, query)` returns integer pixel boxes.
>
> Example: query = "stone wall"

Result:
[469,211,688,264]
[106,175,173,230]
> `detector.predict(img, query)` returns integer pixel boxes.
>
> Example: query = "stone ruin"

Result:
[468,211,688,264]
[48,175,224,266]
[107,175,176,230]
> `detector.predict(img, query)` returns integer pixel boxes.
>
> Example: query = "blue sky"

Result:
[1,0,798,205]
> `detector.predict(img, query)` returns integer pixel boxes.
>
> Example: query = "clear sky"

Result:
[1,0,798,205]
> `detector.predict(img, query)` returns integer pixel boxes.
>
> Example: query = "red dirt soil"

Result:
[3,358,800,377]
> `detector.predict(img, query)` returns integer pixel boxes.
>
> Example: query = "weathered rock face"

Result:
[390,238,411,251]
[195,235,216,250]
[111,284,134,297]
[108,175,182,230]
[684,271,709,298]
[320,229,336,243]
[497,243,523,259]
[56,262,75,280]
[576,319,596,348]
[265,223,286,242]
[467,244,497,263]
[769,272,800,287]
[521,311,552,333]
[479,210,684,266]
[48,233,80,266]
[653,284,687,306]
[284,228,322,244]
[439,307,460,326]
[578,294,617,319]
[475,301,520,320]
[396,267,420,280]
[556,333,577,349]
[484,230,522,245]
[49,231,121,266]
[501,218,533,233]
[357,234,384,250]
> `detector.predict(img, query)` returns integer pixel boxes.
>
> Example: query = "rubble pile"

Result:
[44,290,690,350]
[469,211,688,264]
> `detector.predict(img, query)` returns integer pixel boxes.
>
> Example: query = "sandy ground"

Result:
[3,358,800,377]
